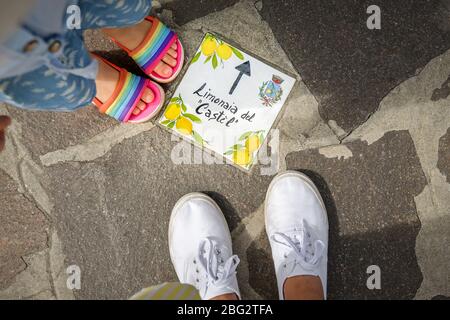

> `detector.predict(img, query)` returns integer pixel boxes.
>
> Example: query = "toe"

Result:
[141,88,154,103]
[168,48,178,59]
[171,42,178,50]
[136,101,147,112]
[132,106,141,115]
[163,54,177,67]
[154,61,173,77]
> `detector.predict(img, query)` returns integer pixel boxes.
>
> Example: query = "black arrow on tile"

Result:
[229,61,251,95]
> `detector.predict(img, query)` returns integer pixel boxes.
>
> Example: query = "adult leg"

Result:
[283,276,324,300]
[168,193,241,300]
[265,171,329,300]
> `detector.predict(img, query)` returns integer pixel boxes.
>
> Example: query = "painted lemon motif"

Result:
[245,135,261,153]
[232,148,252,166]
[176,117,193,135]
[201,38,217,56]
[216,44,232,60]
[164,103,181,120]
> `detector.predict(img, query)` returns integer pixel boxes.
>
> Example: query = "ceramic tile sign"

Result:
[159,33,296,171]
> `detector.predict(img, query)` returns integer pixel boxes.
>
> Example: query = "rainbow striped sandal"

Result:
[92,56,164,123]
[111,16,184,84]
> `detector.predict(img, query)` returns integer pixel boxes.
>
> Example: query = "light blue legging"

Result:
[0,0,152,111]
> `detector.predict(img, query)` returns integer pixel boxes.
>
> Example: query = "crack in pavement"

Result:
[231,204,265,299]
[345,48,450,299]
[0,108,75,300]
[40,122,155,167]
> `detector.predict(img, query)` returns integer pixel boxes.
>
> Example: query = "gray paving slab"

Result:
[260,0,450,133]
[432,295,450,300]
[0,169,49,289]
[344,48,450,299]
[247,130,426,299]
[42,128,274,299]
[159,0,239,26]
[6,105,115,158]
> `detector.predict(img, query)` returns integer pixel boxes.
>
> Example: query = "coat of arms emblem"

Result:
[259,75,284,107]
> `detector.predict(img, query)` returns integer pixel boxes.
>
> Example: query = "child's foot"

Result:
[94,55,153,116]
[92,54,165,123]
[103,19,179,79]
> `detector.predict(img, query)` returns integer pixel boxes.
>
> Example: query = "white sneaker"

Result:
[169,192,241,300]
[265,171,329,299]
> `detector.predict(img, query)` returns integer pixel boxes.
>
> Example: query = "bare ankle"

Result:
[209,293,239,301]
[283,275,324,300]
[92,55,119,102]
[101,19,151,51]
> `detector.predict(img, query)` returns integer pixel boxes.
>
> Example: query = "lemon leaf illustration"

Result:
[191,51,201,64]
[183,113,201,123]
[161,119,171,125]
[204,55,212,64]
[167,121,175,129]
[192,131,204,145]
[231,144,244,151]
[181,103,187,113]
[212,54,218,69]
[239,131,253,141]
[231,47,244,60]
[205,33,215,42]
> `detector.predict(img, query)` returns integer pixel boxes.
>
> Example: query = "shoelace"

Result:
[271,219,325,271]
[194,237,240,294]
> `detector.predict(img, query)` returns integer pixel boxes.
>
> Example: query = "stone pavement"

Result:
[0,0,449,299]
